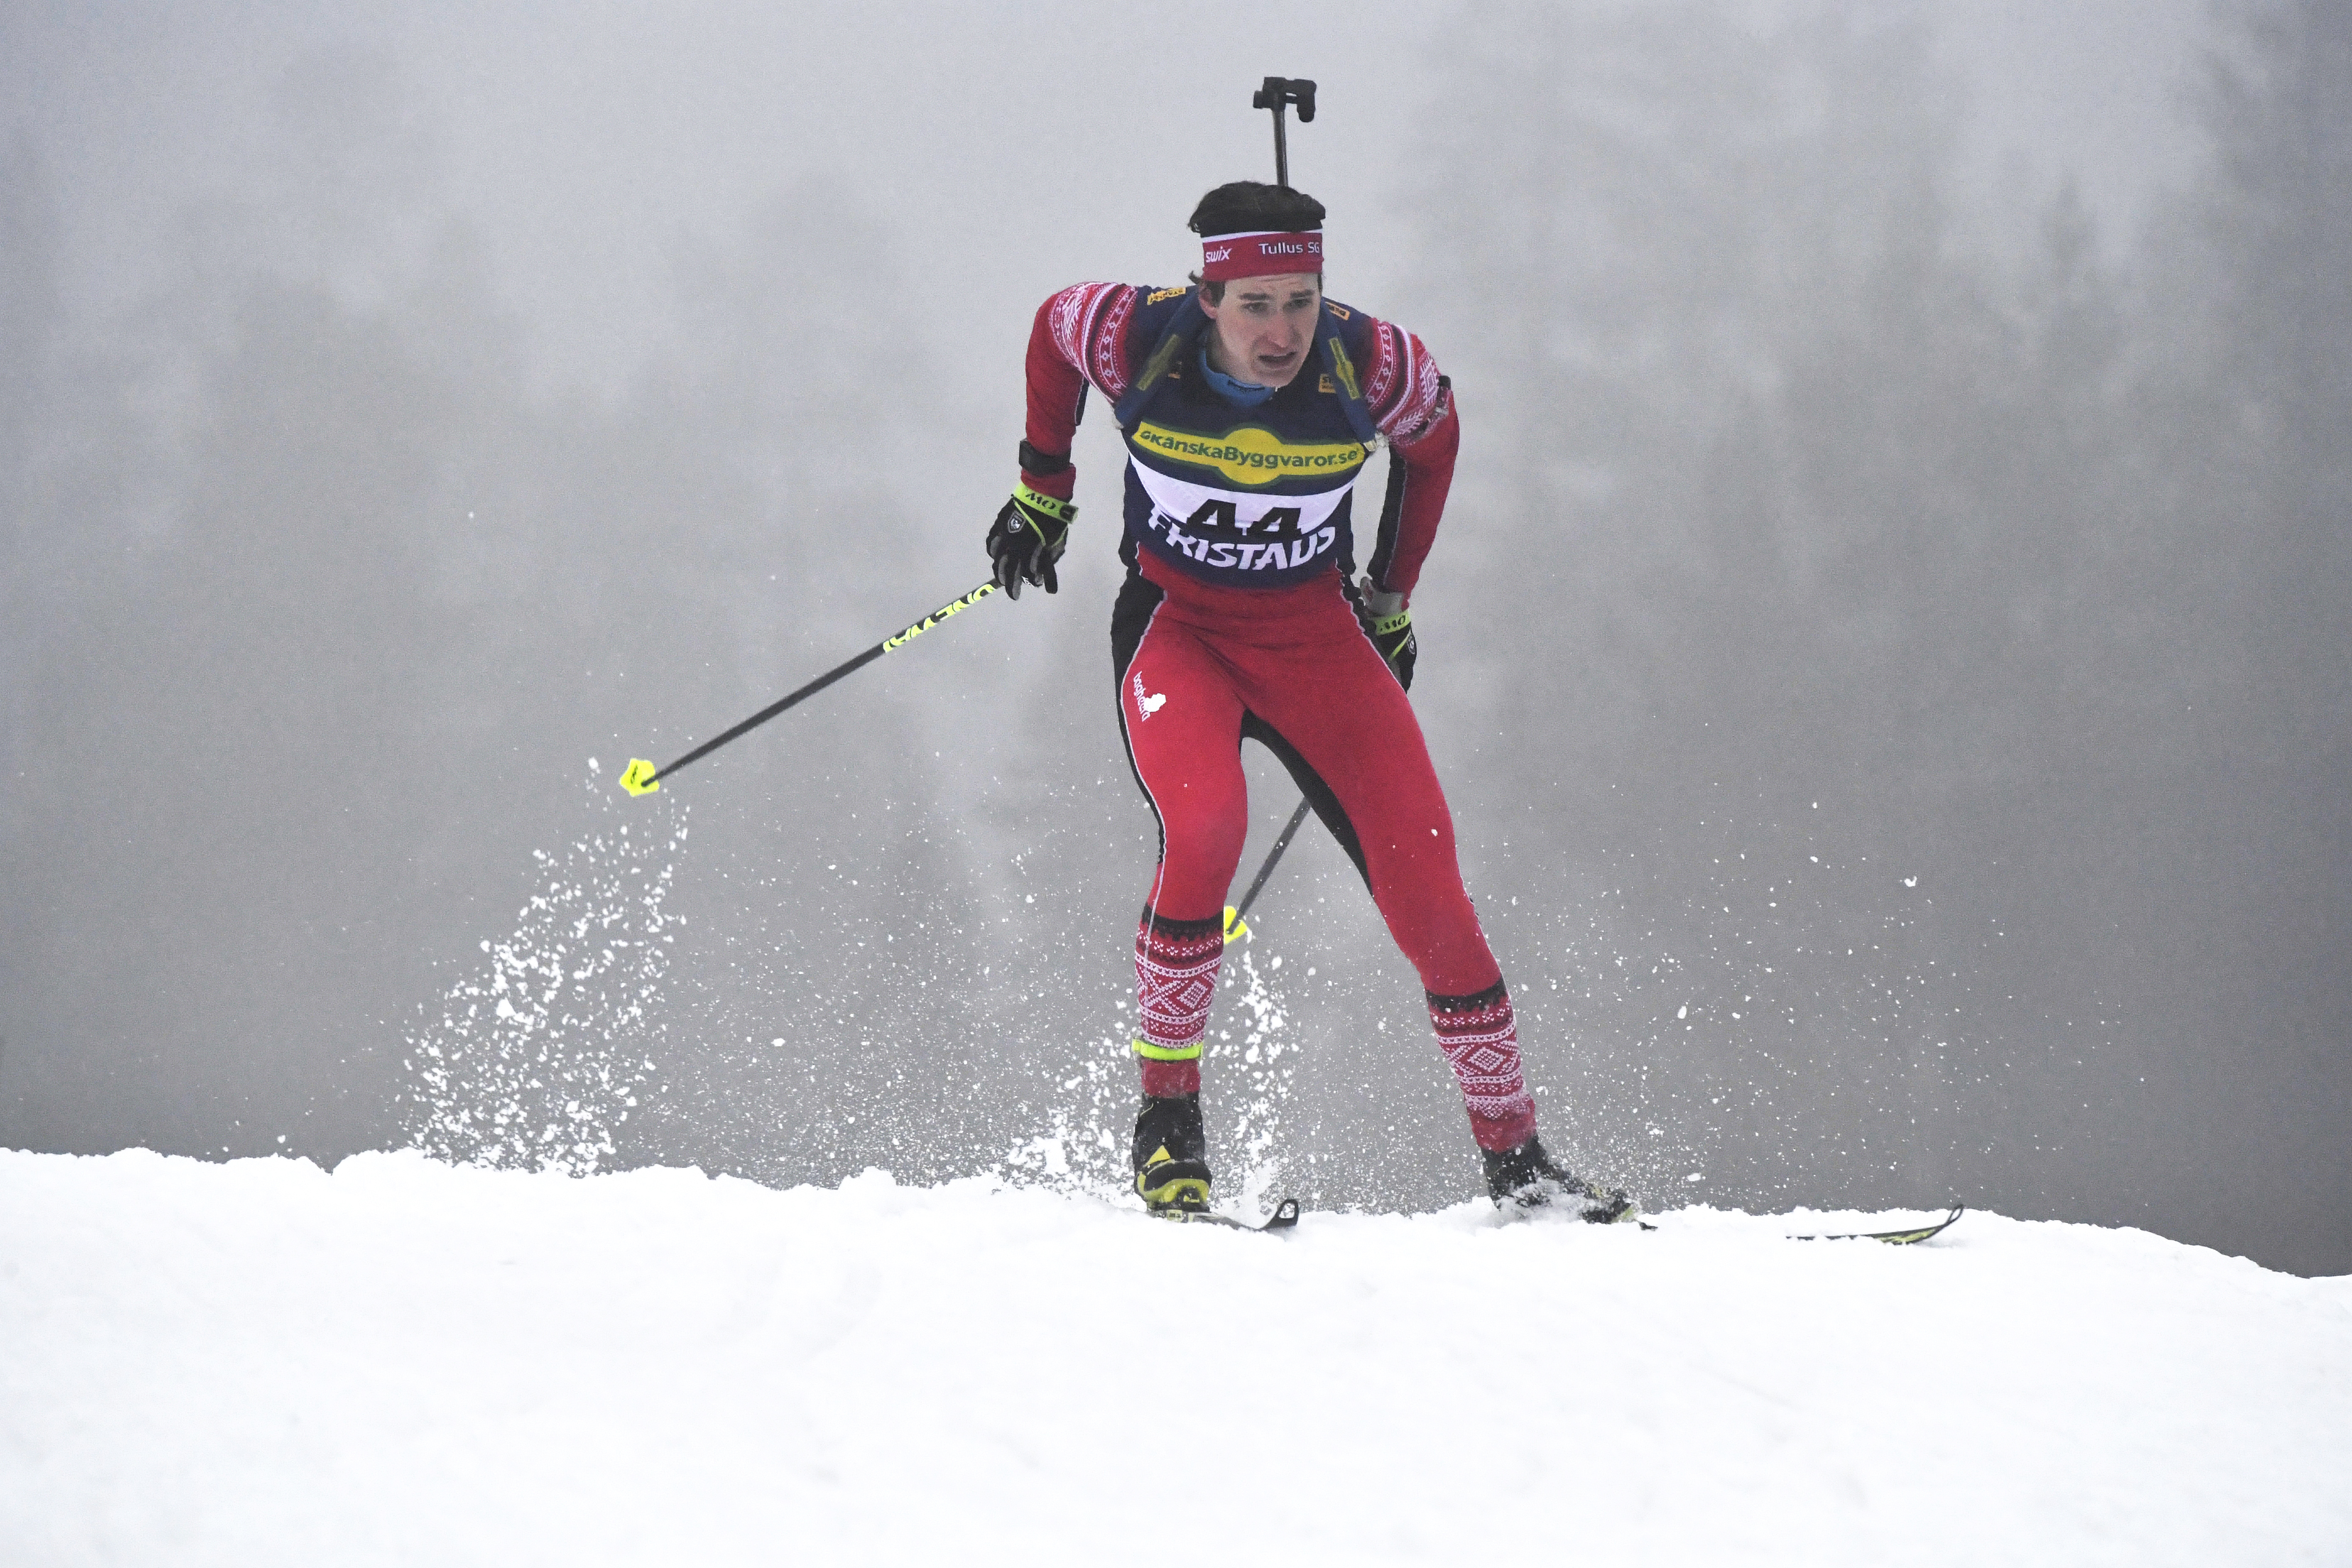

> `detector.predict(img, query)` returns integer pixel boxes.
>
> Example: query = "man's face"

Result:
[1198,272,1321,388]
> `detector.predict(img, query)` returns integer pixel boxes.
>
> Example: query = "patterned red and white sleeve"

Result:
[1359,317,1461,602]
[1020,282,1141,502]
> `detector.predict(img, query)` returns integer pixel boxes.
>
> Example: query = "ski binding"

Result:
[1152,1197,1301,1233]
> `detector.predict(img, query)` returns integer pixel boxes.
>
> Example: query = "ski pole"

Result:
[618,580,998,795]
[1222,795,1315,942]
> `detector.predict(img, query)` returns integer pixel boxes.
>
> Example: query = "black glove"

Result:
[987,482,1076,599]
[1359,579,1417,690]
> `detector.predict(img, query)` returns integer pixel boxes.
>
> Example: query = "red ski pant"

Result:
[1117,563,1502,993]
[1114,558,1535,1149]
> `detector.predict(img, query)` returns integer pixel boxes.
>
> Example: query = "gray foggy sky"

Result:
[6,0,2203,398]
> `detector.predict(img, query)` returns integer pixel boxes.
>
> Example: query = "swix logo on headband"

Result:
[1200,230,1325,282]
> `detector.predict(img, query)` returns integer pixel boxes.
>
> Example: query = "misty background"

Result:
[4,1,2345,1273]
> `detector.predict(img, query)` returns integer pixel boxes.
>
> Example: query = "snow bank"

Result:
[3,1150,2346,1567]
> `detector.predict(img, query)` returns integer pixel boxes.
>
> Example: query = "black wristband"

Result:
[1018,440,1072,476]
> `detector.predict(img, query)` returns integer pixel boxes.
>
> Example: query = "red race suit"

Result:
[1020,280,1535,1152]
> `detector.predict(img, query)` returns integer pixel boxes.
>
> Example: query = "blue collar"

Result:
[1199,347,1276,407]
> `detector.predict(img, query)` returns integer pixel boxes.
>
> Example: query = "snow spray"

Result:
[400,760,686,1173]
[996,938,1303,1209]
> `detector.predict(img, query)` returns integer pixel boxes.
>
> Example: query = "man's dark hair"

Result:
[1187,181,1327,302]
[1188,180,1326,239]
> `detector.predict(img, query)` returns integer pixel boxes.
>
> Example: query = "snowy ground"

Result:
[3,1150,2347,1567]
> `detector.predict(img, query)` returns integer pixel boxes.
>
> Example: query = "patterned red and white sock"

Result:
[1429,980,1537,1151]
[1133,912,1222,1097]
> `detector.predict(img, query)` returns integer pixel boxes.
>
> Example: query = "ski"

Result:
[1150,1197,1302,1233]
[1793,1205,1964,1245]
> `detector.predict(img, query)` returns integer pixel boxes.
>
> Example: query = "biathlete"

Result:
[986,180,1631,1221]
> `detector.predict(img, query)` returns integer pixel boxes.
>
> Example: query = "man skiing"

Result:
[988,180,1630,1222]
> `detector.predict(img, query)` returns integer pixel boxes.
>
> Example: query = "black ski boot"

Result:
[1132,1094,1212,1217]
[1482,1136,1637,1223]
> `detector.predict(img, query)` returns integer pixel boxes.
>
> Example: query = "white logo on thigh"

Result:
[1132,670,1168,720]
